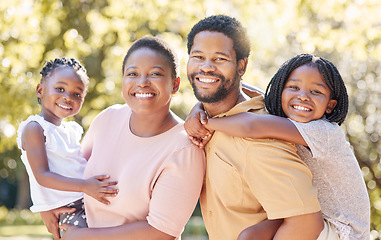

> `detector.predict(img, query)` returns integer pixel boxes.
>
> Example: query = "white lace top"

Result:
[291,119,370,240]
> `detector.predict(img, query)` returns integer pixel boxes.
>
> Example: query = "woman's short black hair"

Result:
[122,37,179,79]
[187,15,250,62]
[264,53,349,125]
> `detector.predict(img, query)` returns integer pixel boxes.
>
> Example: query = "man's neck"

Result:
[203,92,247,117]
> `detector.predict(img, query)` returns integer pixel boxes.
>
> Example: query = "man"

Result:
[186,15,324,240]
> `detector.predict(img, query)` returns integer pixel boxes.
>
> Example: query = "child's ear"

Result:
[172,77,180,94]
[36,83,43,99]
[326,99,337,114]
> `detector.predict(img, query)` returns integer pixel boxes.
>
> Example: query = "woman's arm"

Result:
[22,122,118,204]
[61,221,175,240]
[205,112,307,146]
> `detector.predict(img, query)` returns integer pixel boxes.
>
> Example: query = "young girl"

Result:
[16,57,118,237]
[185,53,370,240]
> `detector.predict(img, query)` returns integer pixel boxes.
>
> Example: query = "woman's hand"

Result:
[60,224,81,240]
[83,175,118,205]
[40,207,76,240]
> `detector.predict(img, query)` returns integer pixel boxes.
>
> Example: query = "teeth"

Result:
[58,104,71,110]
[198,78,217,83]
[293,105,311,111]
[135,93,154,98]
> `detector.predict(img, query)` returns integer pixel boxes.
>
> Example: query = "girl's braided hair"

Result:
[264,53,348,125]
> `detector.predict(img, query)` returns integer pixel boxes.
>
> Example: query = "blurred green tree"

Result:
[1,0,380,238]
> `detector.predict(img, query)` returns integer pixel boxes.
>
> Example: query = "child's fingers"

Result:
[96,196,111,205]
[100,181,118,187]
[100,187,119,194]
[102,191,118,198]
[199,112,208,125]
[94,175,110,181]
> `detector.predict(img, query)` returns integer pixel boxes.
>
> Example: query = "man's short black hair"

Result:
[187,15,250,62]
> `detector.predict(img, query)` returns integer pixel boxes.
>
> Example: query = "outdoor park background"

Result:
[0,0,381,239]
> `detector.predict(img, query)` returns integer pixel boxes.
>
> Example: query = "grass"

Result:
[0,224,50,239]
[0,215,207,239]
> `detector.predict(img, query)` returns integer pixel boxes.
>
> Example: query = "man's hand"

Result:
[40,207,76,240]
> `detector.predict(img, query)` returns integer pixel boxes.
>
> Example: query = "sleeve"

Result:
[244,139,321,219]
[146,145,206,237]
[289,119,332,159]
[16,115,52,150]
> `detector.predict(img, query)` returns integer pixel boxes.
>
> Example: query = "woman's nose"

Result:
[137,76,151,87]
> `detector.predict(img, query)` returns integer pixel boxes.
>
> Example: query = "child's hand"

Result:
[83,175,118,205]
[185,102,213,148]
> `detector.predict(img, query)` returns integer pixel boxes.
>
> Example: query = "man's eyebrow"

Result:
[215,51,230,58]
[190,50,203,54]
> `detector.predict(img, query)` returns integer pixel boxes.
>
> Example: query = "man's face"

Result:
[187,31,241,103]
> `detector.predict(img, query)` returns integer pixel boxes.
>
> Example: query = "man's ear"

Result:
[326,99,337,114]
[172,77,180,94]
[237,58,248,77]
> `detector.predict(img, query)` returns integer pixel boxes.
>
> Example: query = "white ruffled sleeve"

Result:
[16,115,52,150]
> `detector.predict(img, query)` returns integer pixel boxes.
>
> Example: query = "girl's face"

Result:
[37,67,86,125]
[122,48,179,116]
[281,65,337,123]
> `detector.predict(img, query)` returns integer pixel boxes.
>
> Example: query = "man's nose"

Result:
[200,59,216,72]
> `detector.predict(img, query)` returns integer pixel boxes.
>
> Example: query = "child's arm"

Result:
[237,219,283,240]
[237,212,324,240]
[205,112,307,146]
[184,102,213,148]
[22,122,118,205]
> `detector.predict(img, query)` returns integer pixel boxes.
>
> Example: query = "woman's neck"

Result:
[129,111,178,137]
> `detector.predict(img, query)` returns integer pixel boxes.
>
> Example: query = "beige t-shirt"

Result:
[200,91,321,240]
[82,104,206,238]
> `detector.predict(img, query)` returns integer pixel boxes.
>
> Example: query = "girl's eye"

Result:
[127,72,137,77]
[74,93,82,98]
[288,85,299,90]
[311,90,322,95]
[56,87,64,92]
[151,72,162,76]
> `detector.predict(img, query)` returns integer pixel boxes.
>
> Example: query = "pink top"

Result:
[82,104,205,238]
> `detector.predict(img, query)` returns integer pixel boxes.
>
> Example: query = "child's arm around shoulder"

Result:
[206,112,308,146]
[22,121,118,205]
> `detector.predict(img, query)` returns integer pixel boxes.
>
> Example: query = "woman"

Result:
[41,37,205,240]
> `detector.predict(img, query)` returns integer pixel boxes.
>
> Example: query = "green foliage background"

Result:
[1,0,380,238]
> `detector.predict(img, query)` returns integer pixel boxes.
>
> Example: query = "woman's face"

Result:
[122,48,179,115]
